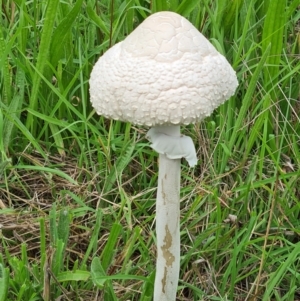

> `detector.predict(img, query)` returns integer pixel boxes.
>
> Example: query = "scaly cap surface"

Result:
[89,11,238,126]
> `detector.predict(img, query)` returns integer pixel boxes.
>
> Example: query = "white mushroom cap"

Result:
[89,11,238,127]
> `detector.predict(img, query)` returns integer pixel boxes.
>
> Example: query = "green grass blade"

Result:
[220,44,271,173]
[52,239,65,276]
[91,257,118,301]
[0,103,53,159]
[50,203,58,244]
[201,0,222,44]
[0,159,11,179]
[287,0,300,18]
[48,123,65,158]
[243,94,270,159]
[26,0,60,134]
[103,141,135,194]
[222,0,244,33]
[262,0,286,88]
[2,68,25,152]
[57,207,71,246]
[120,226,141,273]
[87,4,109,36]
[91,257,107,288]
[92,273,148,282]
[49,0,84,70]
[0,28,12,105]
[0,109,4,155]
[176,0,199,17]
[140,270,155,301]
[81,209,103,267]
[0,264,9,301]
[262,242,300,301]
[12,165,78,185]
[169,0,179,12]
[233,0,256,68]
[100,223,122,272]
[56,270,90,282]
[125,0,134,34]
[40,217,47,279]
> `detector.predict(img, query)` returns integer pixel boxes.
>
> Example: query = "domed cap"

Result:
[89,11,238,127]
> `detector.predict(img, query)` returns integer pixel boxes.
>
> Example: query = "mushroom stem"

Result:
[154,125,181,301]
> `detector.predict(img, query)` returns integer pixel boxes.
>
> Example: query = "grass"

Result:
[0,0,300,300]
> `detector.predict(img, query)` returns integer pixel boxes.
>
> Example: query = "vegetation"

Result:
[0,0,299,300]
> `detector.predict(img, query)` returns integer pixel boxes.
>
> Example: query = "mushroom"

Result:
[89,11,238,301]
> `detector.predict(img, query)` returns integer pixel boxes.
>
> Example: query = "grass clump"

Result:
[0,0,300,300]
